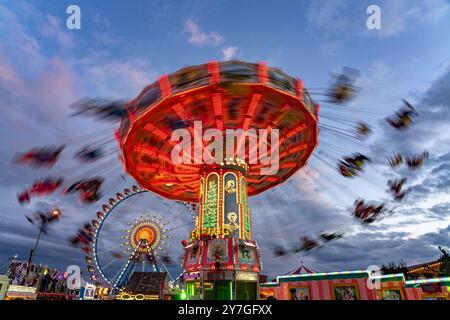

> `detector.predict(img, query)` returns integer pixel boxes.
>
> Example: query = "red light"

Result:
[289,143,307,154]
[207,61,220,84]
[172,103,188,120]
[296,79,304,100]
[286,123,307,138]
[125,101,135,122]
[158,74,172,98]
[258,62,268,84]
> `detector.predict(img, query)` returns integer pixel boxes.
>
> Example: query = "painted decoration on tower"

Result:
[240,177,251,239]
[199,177,204,205]
[202,173,219,229]
[225,212,240,238]
[183,242,202,271]
[237,241,257,266]
[204,239,232,266]
[223,173,239,239]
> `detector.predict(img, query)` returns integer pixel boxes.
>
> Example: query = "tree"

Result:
[438,246,450,277]
[381,261,408,275]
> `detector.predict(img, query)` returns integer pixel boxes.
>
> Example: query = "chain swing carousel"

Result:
[114,61,318,300]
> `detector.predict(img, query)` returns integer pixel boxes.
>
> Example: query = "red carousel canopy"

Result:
[117,61,319,202]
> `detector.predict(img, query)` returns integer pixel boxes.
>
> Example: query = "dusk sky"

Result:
[1,0,449,280]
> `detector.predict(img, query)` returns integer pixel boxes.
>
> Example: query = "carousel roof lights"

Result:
[118,61,318,202]
[405,277,450,285]
[407,261,442,273]
[372,273,405,279]
[277,270,368,280]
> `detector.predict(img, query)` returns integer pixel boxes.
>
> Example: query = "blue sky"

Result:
[1,0,450,279]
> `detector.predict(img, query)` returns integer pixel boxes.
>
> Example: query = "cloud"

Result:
[430,203,450,218]
[308,0,450,37]
[308,225,450,271]
[0,2,157,277]
[376,0,450,38]
[307,0,350,33]
[255,61,450,277]
[251,173,356,277]
[78,58,153,99]
[0,54,25,93]
[90,13,123,47]
[39,14,74,49]
[305,0,350,56]
[221,46,238,60]
[0,3,41,64]
[185,19,224,46]
[305,0,450,55]
[369,65,450,202]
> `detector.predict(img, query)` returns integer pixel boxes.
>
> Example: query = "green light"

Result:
[181,290,187,300]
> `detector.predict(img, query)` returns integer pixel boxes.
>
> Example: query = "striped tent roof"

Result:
[284,260,317,275]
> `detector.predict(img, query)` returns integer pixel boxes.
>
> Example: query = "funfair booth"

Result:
[260,270,450,300]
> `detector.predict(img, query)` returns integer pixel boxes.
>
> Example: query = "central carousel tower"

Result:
[116,61,318,299]
[184,160,260,300]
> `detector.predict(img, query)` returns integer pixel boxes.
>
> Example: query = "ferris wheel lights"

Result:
[91,220,99,227]
[89,188,186,289]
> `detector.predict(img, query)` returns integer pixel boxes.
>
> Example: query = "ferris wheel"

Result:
[84,185,194,290]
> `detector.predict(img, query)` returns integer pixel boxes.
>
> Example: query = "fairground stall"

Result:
[260,267,450,300]
[0,275,9,300]
[404,277,450,300]
[4,285,38,300]
[3,260,78,300]
[115,272,168,300]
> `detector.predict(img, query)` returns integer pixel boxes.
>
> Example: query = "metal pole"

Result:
[201,271,204,300]
[233,271,236,300]
[26,222,45,276]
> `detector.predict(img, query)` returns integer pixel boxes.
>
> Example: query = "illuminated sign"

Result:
[190,226,230,241]
[7,285,37,293]
[183,272,200,281]
[83,283,96,300]
[236,271,258,281]
[116,293,159,300]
